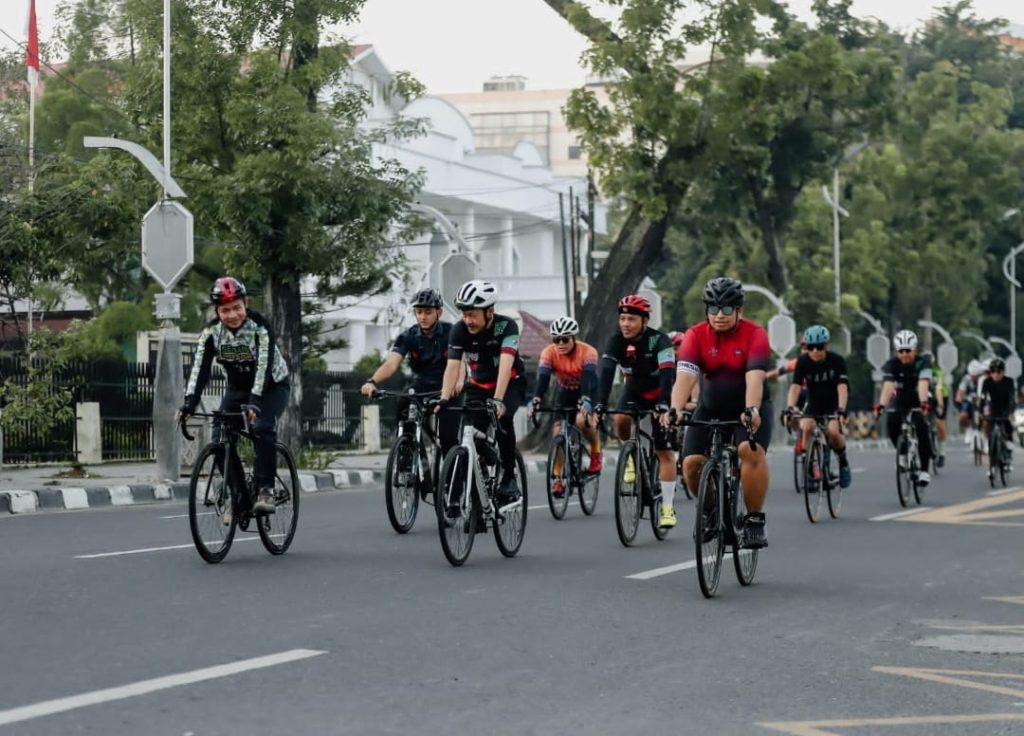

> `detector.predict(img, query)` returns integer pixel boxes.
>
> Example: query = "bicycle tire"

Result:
[577,435,599,516]
[803,438,823,523]
[494,451,528,557]
[436,447,475,566]
[546,435,570,520]
[676,456,693,500]
[989,427,1003,488]
[973,431,984,466]
[896,439,912,508]
[614,440,642,547]
[695,460,723,598]
[258,444,301,555]
[730,459,758,586]
[826,446,843,519]
[384,435,419,533]
[793,447,804,494]
[649,448,669,541]
[189,444,237,564]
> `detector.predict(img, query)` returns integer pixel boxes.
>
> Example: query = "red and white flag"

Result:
[25,0,40,87]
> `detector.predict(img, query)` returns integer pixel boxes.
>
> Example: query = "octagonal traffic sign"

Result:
[866,333,890,371]
[767,313,796,357]
[936,342,959,374]
[142,200,194,291]
[1006,355,1022,380]
[439,252,477,310]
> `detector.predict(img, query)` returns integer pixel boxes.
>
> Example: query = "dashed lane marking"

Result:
[869,508,933,522]
[758,713,1024,735]
[74,535,281,559]
[898,488,1024,527]
[871,667,1024,699]
[626,554,734,580]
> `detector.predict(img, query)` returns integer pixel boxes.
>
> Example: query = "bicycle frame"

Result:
[607,406,660,499]
[448,402,522,518]
[181,408,256,504]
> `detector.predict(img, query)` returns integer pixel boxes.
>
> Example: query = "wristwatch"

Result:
[745,406,760,416]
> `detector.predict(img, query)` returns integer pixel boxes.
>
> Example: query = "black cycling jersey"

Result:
[791,352,848,414]
[391,321,452,390]
[979,375,1016,418]
[598,328,675,405]
[448,313,526,391]
[881,354,933,409]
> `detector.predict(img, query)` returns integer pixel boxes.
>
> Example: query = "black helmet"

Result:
[412,288,443,309]
[990,357,1006,372]
[703,277,745,306]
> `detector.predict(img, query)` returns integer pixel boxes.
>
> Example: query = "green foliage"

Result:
[0,329,76,435]
[62,300,157,361]
[352,350,384,375]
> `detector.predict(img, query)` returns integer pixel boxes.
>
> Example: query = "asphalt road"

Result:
[1,442,1023,735]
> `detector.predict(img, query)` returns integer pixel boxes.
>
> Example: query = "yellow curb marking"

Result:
[871,667,1024,698]
[897,488,1024,527]
[985,595,1024,606]
[758,713,1024,736]
[925,623,1024,634]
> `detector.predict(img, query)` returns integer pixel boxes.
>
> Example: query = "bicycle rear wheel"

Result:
[826,447,843,519]
[189,444,237,564]
[436,447,475,566]
[546,435,570,520]
[695,460,724,598]
[614,440,642,547]
[731,465,758,586]
[494,451,528,557]
[803,439,823,523]
[385,435,419,533]
[258,444,300,555]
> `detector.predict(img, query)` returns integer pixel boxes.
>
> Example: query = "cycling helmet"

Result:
[967,359,986,377]
[411,288,443,309]
[549,316,579,338]
[990,357,1006,372]
[454,280,498,309]
[803,325,830,346]
[893,330,918,351]
[703,277,745,306]
[618,294,651,317]
[210,276,246,306]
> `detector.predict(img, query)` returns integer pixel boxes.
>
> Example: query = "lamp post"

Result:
[821,142,870,315]
[1002,208,1023,351]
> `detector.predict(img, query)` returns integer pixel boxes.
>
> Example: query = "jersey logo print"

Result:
[220,344,255,362]
[649,335,659,351]
[493,320,508,336]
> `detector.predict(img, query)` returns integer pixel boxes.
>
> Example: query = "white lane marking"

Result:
[627,553,734,580]
[527,504,549,511]
[986,487,1021,497]
[160,512,213,519]
[870,507,934,522]
[74,535,280,559]
[0,649,326,727]
[852,467,865,474]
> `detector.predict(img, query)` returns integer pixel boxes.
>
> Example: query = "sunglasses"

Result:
[807,344,826,352]
[553,336,573,344]
[706,305,736,316]
[896,349,913,354]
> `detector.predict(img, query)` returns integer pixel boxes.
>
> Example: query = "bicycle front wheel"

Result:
[695,460,724,598]
[436,447,475,566]
[826,447,843,519]
[385,435,419,533]
[649,449,670,541]
[258,444,301,555]
[803,439,823,523]
[731,466,758,586]
[614,440,642,547]
[896,444,912,508]
[989,429,1003,489]
[494,451,528,557]
[793,446,804,494]
[546,435,570,520]
[189,444,237,564]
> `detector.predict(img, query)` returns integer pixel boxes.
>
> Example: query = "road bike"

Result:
[986,415,1012,488]
[373,389,442,534]
[181,409,299,563]
[889,408,926,508]
[531,405,599,520]
[682,414,759,598]
[798,413,843,522]
[606,404,671,547]
[435,401,528,566]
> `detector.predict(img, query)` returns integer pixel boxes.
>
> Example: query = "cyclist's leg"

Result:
[737,411,772,513]
[680,408,711,494]
[886,407,903,450]
[218,389,247,483]
[911,410,932,470]
[496,378,526,488]
[798,416,815,452]
[252,382,289,491]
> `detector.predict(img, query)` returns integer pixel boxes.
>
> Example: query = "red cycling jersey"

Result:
[677,319,771,414]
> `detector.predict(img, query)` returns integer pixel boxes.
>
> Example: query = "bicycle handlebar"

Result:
[178,406,256,442]
[530,404,586,428]
[675,415,759,453]
[369,389,441,401]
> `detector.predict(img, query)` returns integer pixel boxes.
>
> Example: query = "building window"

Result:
[568,145,581,160]
[469,110,551,165]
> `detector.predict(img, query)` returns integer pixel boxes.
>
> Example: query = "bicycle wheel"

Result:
[676,456,693,500]
[793,446,804,494]
[650,448,670,541]
[436,447,475,566]
[494,451,528,557]
[895,440,912,508]
[258,444,301,555]
[577,436,599,516]
[989,428,1002,488]
[189,444,237,564]
[384,435,419,533]
[973,430,984,466]
[803,438,823,523]
[695,460,723,598]
[546,435,570,520]
[826,446,843,519]
[731,463,758,586]
[614,440,642,547]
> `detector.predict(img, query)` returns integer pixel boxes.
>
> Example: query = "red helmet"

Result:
[618,294,651,317]
[210,277,247,306]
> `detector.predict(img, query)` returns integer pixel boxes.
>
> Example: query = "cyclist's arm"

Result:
[183,329,215,411]
[657,342,675,405]
[672,369,698,412]
[917,377,930,406]
[439,358,462,401]
[786,382,802,409]
[493,353,514,404]
[581,361,598,401]
[597,354,617,407]
[745,369,766,410]
[367,352,403,386]
[878,380,895,406]
[837,382,849,412]
[533,347,554,401]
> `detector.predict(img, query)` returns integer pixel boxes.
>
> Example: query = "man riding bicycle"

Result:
[594,294,677,528]
[178,277,290,521]
[437,280,527,503]
[360,288,459,456]
[874,330,933,487]
[669,277,772,548]
[529,317,602,498]
[979,357,1017,476]
[784,325,852,489]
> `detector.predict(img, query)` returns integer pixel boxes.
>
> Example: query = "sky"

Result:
[0,0,1020,94]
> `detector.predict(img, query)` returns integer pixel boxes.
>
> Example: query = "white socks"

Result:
[661,480,675,508]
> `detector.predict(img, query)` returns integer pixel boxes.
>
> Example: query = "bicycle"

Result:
[985,415,1012,488]
[181,408,300,564]
[888,408,925,508]
[531,405,600,520]
[373,389,442,534]
[797,413,843,522]
[781,409,805,495]
[435,401,528,567]
[606,404,671,547]
[681,414,759,599]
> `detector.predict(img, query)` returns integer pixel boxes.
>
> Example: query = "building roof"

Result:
[518,310,551,359]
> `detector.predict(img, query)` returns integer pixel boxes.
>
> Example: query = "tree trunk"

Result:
[269,273,303,447]
[748,177,788,295]
[922,302,933,352]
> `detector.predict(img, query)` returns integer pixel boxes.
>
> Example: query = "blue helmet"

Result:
[803,325,830,346]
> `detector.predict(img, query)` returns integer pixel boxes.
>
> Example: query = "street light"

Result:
[821,142,870,314]
[1002,208,1024,351]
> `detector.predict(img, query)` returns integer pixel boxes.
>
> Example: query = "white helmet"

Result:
[967,359,986,377]
[454,280,498,309]
[893,330,918,351]
[549,316,579,338]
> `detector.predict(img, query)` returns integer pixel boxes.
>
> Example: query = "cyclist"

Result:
[922,351,947,468]
[769,337,809,456]
[529,317,602,498]
[784,325,852,489]
[437,279,527,503]
[669,277,772,548]
[360,288,459,455]
[594,294,677,528]
[874,330,933,487]
[979,357,1016,476]
[956,359,986,447]
[178,277,289,521]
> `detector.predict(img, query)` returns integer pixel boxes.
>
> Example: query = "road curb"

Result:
[0,469,385,516]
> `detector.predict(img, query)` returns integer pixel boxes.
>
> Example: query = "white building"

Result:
[318,47,606,370]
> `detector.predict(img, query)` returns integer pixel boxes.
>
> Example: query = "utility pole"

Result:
[558,193,572,317]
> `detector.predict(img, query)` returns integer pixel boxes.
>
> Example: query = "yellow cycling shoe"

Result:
[659,504,677,529]
[623,455,636,484]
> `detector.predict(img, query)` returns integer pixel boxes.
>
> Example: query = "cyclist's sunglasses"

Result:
[706,305,736,316]
[896,348,914,354]
[806,344,827,352]
[552,336,573,344]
